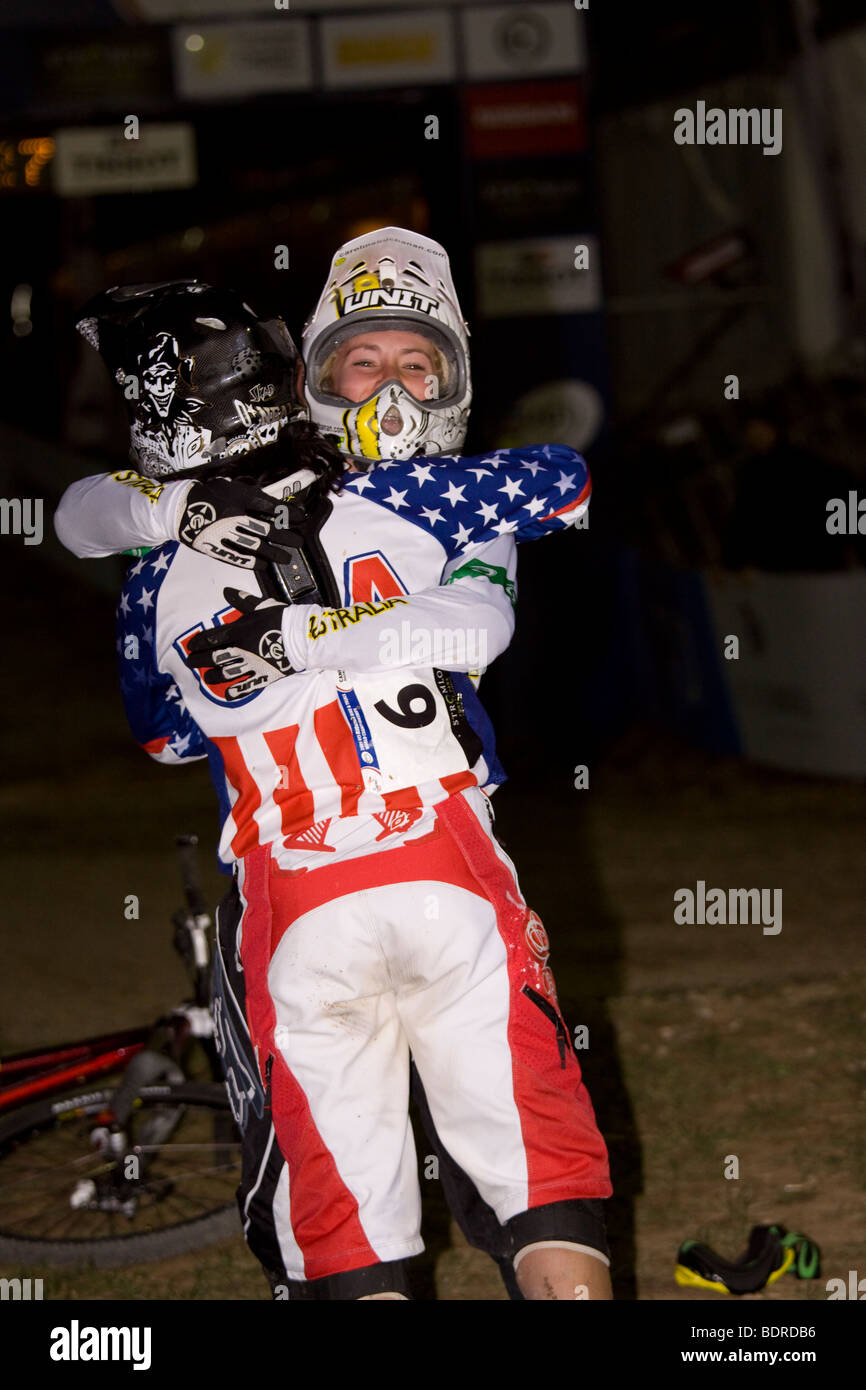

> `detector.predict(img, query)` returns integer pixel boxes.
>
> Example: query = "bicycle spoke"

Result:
[0,1091,240,1249]
[24,1200,93,1241]
[133,1142,241,1152]
[0,1154,109,1192]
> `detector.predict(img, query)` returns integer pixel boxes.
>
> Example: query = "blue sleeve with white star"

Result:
[117,543,208,765]
[340,445,591,559]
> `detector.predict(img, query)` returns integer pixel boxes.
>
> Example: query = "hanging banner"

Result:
[34,32,172,114]
[52,123,197,196]
[497,378,605,453]
[475,234,601,317]
[461,2,586,81]
[463,79,586,159]
[172,20,313,99]
[473,162,592,239]
[463,73,610,459]
[128,0,487,15]
[320,9,455,89]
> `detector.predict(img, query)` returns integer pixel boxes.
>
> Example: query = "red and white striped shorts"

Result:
[235,787,611,1282]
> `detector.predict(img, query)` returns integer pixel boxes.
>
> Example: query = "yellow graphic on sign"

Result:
[199,38,227,75]
[336,35,434,68]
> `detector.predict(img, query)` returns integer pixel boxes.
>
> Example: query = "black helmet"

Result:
[75,280,302,478]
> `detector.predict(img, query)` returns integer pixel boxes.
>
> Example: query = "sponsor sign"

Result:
[462,2,586,81]
[173,20,313,99]
[463,79,586,159]
[474,164,591,238]
[52,123,197,197]
[321,9,455,89]
[475,235,601,318]
[497,378,605,452]
[133,0,470,15]
[34,32,171,113]
[128,0,274,15]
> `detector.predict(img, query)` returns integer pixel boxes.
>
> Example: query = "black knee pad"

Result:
[270,1258,413,1301]
[507,1198,610,1263]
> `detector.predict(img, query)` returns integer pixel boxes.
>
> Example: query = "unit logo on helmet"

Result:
[302,228,472,464]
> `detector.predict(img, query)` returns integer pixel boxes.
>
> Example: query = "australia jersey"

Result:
[61,446,591,871]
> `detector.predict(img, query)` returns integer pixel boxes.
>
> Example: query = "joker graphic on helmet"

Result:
[131,330,210,472]
[128,323,207,476]
[302,227,472,463]
[76,281,303,479]
[139,332,193,421]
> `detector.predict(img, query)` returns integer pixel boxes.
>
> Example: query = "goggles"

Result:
[305,316,467,411]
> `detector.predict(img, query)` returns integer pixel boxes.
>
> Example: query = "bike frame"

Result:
[0,1029,151,1113]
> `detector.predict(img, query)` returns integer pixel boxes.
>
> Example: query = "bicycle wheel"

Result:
[0,1082,242,1268]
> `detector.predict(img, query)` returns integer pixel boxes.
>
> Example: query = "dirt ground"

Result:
[1,586,864,1300]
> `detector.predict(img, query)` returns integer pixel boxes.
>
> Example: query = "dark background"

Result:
[1,0,865,1302]
[2,0,866,770]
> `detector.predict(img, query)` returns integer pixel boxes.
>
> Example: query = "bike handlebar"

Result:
[175,834,207,918]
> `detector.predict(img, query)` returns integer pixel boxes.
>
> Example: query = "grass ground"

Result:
[3,968,862,1301]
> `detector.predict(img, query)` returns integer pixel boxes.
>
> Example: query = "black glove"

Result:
[185,589,295,701]
[178,476,308,568]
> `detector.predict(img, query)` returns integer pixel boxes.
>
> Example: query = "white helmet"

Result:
[302,226,471,463]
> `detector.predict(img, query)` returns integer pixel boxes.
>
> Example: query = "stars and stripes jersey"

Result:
[53,444,590,560]
[102,445,591,873]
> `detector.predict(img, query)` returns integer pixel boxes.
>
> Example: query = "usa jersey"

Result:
[67,447,591,871]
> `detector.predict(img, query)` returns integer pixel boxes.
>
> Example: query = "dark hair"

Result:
[248,417,347,493]
[171,416,347,493]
